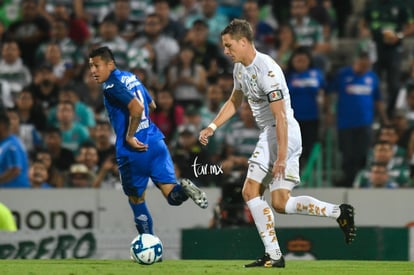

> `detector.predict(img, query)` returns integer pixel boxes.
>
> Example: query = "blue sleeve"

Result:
[105,80,135,107]
[318,69,327,91]
[142,85,153,104]
[5,145,23,170]
[372,73,382,101]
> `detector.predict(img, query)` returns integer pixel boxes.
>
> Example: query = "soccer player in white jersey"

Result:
[199,19,356,268]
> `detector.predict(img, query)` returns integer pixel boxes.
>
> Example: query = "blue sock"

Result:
[128,200,153,234]
[167,184,189,206]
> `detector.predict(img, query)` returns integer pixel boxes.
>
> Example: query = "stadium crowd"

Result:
[0,0,414,209]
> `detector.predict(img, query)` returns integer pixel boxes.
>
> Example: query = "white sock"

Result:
[246,197,281,260]
[285,196,340,219]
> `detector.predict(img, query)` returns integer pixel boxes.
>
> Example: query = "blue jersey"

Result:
[287,68,325,121]
[102,69,164,157]
[329,66,381,129]
[0,135,30,188]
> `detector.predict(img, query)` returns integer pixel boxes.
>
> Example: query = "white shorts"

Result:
[246,124,302,192]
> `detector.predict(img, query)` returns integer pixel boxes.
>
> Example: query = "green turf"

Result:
[1,259,413,275]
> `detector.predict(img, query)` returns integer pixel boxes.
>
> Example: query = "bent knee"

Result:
[129,195,145,204]
[272,201,286,213]
[242,178,263,201]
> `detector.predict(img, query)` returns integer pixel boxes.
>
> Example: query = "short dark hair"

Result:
[0,112,10,127]
[89,46,115,63]
[221,19,254,42]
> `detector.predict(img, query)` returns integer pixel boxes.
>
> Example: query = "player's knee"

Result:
[129,195,145,204]
[242,178,261,202]
[272,200,286,214]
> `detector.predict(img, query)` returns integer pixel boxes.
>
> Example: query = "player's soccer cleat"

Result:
[180,178,208,209]
[337,204,356,244]
[244,253,285,268]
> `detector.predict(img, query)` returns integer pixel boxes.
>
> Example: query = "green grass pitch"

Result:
[1,259,414,275]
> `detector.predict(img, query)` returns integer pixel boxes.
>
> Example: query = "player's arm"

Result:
[269,99,288,179]
[148,100,156,112]
[0,167,21,184]
[199,89,243,145]
[126,98,148,151]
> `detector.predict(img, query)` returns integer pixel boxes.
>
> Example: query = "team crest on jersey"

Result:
[267,71,275,77]
[250,75,257,88]
[267,90,283,102]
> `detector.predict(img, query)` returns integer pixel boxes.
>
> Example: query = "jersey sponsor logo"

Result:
[267,71,275,77]
[267,90,283,102]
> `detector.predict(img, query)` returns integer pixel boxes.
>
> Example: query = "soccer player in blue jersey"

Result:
[88,46,208,235]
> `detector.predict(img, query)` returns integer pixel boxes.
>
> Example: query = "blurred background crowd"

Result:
[0,0,414,226]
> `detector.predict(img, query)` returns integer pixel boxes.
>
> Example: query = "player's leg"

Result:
[118,156,154,234]
[151,139,208,208]
[242,166,285,268]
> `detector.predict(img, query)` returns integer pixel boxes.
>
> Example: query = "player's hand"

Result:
[126,136,148,151]
[272,159,286,180]
[199,127,214,146]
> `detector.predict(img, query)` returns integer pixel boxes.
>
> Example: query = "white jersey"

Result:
[233,51,297,131]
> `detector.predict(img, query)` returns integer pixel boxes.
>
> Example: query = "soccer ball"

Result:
[130,233,163,265]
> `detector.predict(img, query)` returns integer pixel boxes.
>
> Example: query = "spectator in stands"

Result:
[47,85,96,130]
[92,154,121,189]
[271,24,297,71]
[150,89,185,146]
[375,124,407,168]
[14,87,47,132]
[6,108,43,155]
[30,65,60,112]
[33,148,65,188]
[363,140,410,187]
[0,112,30,188]
[199,83,228,163]
[327,51,388,187]
[36,18,85,79]
[286,46,327,168]
[154,0,186,41]
[361,0,414,116]
[91,17,129,70]
[42,42,75,87]
[288,0,331,70]
[391,109,413,151]
[92,120,116,167]
[166,44,207,108]
[216,71,234,99]
[39,1,90,46]
[5,0,51,70]
[185,0,229,45]
[43,126,75,173]
[80,69,105,121]
[103,0,139,42]
[395,62,414,112]
[130,13,180,89]
[76,142,100,175]
[307,0,335,42]
[66,163,94,188]
[29,160,53,188]
[54,100,90,154]
[0,40,32,97]
[183,19,231,83]
[173,0,201,26]
[354,161,399,189]
[242,0,275,54]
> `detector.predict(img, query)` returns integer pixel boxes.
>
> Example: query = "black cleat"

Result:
[337,204,356,244]
[244,253,285,268]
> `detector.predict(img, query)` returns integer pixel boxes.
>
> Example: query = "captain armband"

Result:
[267,90,283,103]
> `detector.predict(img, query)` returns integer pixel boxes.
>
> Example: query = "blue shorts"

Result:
[117,139,176,197]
